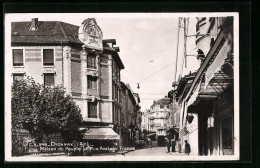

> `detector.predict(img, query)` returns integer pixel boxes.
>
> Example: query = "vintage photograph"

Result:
[5,13,239,161]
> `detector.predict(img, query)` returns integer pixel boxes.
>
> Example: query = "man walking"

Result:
[184,140,191,155]
[171,139,176,152]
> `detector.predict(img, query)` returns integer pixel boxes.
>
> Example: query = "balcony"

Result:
[86,68,98,77]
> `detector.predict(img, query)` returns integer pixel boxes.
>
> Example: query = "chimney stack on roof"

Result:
[31,18,38,31]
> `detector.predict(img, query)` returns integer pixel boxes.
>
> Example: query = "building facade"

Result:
[119,82,141,146]
[176,17,234,155]
[147,98,172,146]
[10,18,140,147]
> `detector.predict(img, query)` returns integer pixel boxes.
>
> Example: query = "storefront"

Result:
[80,127,120,150]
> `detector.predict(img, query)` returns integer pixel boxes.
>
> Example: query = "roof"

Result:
[11,21,82,45]
[103,40,124,69]
[154,98,170,106]
[120,81,136,105]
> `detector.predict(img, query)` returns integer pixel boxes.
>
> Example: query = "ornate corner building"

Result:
[11,18,140,147]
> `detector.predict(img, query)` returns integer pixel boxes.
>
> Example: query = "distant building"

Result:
[120,82,140,146]
[141,110,149,132]
[147,97,171,146]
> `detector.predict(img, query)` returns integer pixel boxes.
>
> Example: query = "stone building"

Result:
[11,18,129,145]
[147,97,172,146]
[120,82,140,146]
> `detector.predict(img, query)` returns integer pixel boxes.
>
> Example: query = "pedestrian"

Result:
[84,142,93,156]
[165,138,171,153]
[148,138,152,148]
[177,139,182,153]
[184,140,191,155]
[171,138,176,152]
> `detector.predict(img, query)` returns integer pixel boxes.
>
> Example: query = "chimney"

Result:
[31,18,38,31]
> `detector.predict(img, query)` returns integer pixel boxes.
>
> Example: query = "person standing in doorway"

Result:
[184,140,191,155]
[171,139,176,152]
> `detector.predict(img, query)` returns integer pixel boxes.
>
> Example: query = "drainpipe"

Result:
[61,41,64,87]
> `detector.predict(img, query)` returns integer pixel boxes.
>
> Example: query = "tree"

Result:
[11,77,83,143]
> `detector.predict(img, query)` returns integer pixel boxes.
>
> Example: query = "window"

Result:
[13,74,24,82]
[87,76,97,89]
[88,102,97,118]
[160,104,164,109]
[43,49,54,66]
[87,53,96,69]
[44,74,55,87]
[13,49,24,66]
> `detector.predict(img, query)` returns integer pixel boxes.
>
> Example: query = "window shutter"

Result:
[13,49,23,66]
[43,49,54,65]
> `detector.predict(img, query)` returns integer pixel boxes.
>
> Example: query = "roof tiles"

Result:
[11,21,82,44]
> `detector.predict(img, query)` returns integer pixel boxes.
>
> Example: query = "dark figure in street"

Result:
[171,139,176,152]
[165,138,171,153]
[184,140,191,155]
[84,142,93,156]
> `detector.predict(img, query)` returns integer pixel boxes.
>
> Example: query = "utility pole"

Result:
[183,18,187,68]
[174,17,181,83]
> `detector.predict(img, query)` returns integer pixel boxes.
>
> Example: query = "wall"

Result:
[11,46,64,85]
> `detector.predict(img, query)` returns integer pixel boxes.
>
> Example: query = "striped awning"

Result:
[82,127,120,140]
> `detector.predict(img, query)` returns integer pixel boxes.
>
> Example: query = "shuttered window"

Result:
[44,74,55,87]
[13,49,23,66]
[87,53,96,69]
[87,76,97,89]
[88,102,97,118]
[43,49,54,66]
[13,74,24,82]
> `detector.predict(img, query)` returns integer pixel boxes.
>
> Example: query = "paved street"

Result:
[126,146,187,156]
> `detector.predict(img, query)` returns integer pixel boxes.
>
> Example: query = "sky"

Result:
[6,13,200,110]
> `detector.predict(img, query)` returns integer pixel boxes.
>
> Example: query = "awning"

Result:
[204,38,232,90]
[82,127,120,140]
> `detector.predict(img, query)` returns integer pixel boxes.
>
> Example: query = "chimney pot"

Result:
[31,18,38,31]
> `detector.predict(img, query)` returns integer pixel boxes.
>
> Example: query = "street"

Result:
[126,146,187,156]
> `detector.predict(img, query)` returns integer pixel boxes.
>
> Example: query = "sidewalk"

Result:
[93,150,133,156]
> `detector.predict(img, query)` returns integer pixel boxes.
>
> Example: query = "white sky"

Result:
[6,13,205,110]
